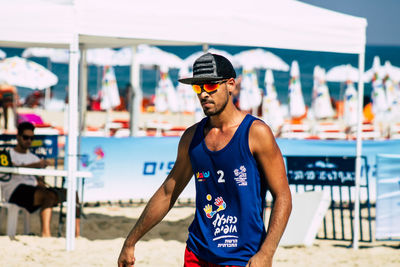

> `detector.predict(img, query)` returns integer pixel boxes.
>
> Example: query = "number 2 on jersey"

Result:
[217,170,225,183]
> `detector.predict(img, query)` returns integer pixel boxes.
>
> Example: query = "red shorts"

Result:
[184,247,242,267]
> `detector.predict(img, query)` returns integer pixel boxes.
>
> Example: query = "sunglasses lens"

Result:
[22,135,34,140]
[192,84,201,94]
[203,83,219,92]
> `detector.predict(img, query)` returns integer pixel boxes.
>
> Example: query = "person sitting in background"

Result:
[24,90,44,108]
[0,122,81,237]
[0,84,18,130]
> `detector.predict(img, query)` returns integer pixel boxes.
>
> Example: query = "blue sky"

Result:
[299,0,400,46]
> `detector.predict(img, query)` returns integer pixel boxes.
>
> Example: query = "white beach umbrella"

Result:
[343,81,358,127]
[262,69,284,131]
[288,60,306,118]
[383,61,400,118]
[99,65,120,135]
[137,45,184,69]
[87,48,116,66]
[111,47,132,66]
[383,61,400,82]
[0,56,58,90]
[312,66,334,119]
[326,64,362,83]
[184,48,238,68]
[233,48,289,71]
[364,56,386,83]
[176,66,196,113]
[369,56,388,116]
[239,68,262,111]
[155,68,179,113]
[100,65,120,110]
[113,45,184,69]
[22,47,70,64]
[0,49,6,59]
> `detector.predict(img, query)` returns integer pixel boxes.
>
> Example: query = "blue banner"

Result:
[79,136,195,202]
[286,156,356,186]
[0,134,58,159]
[76,137,400,202]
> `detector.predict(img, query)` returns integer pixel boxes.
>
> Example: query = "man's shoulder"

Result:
[249,119,276,149]
[10,148,39,160]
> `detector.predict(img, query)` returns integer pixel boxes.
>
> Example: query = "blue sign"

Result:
[286,156,356,186]
[0,134,58,159]
[78,137,195,202]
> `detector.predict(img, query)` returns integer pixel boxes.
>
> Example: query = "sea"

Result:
[2,45,400,107]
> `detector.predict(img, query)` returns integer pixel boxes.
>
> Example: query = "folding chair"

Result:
[0,150,31,237]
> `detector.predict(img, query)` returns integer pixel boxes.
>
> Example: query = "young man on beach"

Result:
[0,122,80,237]
[118,53,292,267]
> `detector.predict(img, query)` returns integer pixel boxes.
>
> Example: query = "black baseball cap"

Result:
[179,53,236,85]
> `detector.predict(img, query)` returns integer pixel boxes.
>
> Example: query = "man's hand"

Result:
[245,251,273,267]
[37,159,49,168]
[117,244,136,267]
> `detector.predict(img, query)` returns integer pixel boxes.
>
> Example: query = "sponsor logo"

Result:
[196,171,210,182]
[233,165,247,186]
[203,195,238,247]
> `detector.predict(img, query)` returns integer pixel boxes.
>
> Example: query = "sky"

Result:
[299,0,400,46]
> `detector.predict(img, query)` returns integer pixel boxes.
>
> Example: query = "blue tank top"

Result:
[186,114,267,266]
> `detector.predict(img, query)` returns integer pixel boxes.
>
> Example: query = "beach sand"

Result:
[0,204,399,267]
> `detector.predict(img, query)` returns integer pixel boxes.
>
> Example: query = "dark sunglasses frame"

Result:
[21,135,34,141]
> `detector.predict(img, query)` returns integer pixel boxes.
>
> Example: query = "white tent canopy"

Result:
[0,0,367,250]
[0,0,366,52]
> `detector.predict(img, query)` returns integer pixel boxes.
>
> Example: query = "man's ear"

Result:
[227,78,236,94]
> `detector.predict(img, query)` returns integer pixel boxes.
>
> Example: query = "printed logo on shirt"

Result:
[203,194,238,248]
[233,165,247,186]
[203,195,226,218]
[196,171,210,182]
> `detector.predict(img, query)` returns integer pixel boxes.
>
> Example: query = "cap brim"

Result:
[178,76,226,85]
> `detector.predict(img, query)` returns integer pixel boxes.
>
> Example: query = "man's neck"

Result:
[208,105,244,130]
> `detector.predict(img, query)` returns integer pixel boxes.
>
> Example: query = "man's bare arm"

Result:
[117,125,196,267]
[247,121,292,267]
[14,159,49,168]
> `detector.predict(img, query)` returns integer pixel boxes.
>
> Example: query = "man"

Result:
[1,122,80,237]
[118,53,292,267]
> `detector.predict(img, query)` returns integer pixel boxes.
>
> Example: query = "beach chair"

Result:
[389,123,400,139]
[280,120,312,139]
[0,150,31,237]
[313,121,347,140]
[0,200,31,237]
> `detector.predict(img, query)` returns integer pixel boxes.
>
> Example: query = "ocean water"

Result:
[2,45,400,106]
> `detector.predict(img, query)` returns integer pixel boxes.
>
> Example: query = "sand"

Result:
[0,204,399,267]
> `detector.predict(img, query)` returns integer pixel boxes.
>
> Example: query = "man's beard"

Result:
[202,94,229,117]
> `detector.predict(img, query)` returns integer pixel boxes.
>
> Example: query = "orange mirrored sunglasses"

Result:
[192,80,228,94]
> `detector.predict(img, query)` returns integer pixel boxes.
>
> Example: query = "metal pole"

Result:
[353,52,365,250]
[66,31,79,251]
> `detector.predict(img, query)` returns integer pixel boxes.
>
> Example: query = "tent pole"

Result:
[66,32,79,251]
[353,51,365,250]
